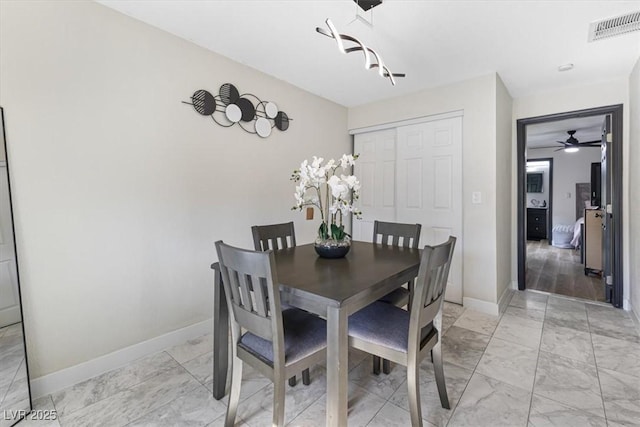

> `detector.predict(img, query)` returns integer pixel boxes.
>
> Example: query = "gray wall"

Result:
[0,0,349,379]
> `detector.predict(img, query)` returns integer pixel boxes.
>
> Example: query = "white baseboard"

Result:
[629,299,640,331]
[498,285,515,314]
[0,305,21,328]
[462,282,517,316]
[462,297,499,316]
[30,319,213,399]
[462,282,514,317]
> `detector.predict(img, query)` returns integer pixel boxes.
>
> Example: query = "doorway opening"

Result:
[517,105,624,307]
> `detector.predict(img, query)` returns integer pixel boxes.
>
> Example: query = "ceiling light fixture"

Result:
[316,18,405,85]
[564,146,580,153]
[558,63,574,72]
[350,0,382,27]
[354,0,382,12]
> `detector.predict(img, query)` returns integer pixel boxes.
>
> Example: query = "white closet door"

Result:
[352,129,396,242]
[396,117,463,303]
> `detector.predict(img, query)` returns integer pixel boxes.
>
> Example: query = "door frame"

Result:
[516,104,624,307]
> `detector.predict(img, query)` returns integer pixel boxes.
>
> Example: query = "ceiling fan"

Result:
[555,130,601,152]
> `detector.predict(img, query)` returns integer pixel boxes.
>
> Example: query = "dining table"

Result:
[211,240,422,426]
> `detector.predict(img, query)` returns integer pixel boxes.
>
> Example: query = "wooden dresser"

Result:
[527,208,548,240]
[584,209,603,274]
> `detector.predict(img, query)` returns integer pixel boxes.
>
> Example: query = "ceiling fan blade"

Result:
[556,141,566,144]
[580,140,602,145]
[554,147,566,152]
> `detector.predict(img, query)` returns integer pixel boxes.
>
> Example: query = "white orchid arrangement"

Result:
[291,154,362,241]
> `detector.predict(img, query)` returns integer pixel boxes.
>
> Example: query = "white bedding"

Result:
[571,217,584,248]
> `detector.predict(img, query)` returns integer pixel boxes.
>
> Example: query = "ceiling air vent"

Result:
[588,11,640,42]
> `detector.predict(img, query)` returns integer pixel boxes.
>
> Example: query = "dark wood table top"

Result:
[273,241,421,307]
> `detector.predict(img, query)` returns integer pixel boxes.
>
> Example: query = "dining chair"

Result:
[373,220,421,305]
[251,221,311,387]
[372,220,422,374]
[252,221,296,251]
[215,241,327,427]
[348,236,456,427]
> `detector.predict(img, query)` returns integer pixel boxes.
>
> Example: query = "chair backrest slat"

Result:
[252,222,296,251]
[252,275,269,317]
[373,221,422,249]
[228,269,242,307]
[410,237,456,331]
[238,272,254,313]
[215,241,283,343]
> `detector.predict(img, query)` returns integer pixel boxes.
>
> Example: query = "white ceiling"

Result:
[96,0,640,107]
[527,115,605,150]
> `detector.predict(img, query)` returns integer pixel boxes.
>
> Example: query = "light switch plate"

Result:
[472,192,482,204]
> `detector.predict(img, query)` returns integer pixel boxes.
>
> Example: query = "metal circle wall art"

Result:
[183,83,292,138]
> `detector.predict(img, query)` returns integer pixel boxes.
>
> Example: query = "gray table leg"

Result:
[326,306,348,426]
[212,264,229,400]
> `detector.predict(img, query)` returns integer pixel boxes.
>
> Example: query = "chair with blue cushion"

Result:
[251,221,311,387]
[215,241,327,427]
[349,236,456,427]
[372,220,422,374]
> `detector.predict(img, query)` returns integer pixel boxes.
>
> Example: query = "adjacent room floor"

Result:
[0,323,29,417]
[526,240,606,302]
[20,291,640,427]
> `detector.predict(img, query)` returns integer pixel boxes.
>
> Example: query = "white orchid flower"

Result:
[339,203,350,216]
[327,175,348,199]
[293,154,362,236]
[311,156,324,169]
[341,175,360,190]
[339,154,355,169]
[325,158,336,170]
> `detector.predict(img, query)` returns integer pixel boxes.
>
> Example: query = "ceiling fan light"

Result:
[564,146,580,153]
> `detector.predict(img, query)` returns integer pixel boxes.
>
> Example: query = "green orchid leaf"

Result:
[318,222,329,240]
[331,223,347,241]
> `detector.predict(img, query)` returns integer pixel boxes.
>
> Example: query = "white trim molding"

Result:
[349,110,464,135]
[462,296,500,316]
[498,285,515,314]
[0,306,20,328]
[463,284,513,317]
[30,319,212,398]
[629,300,640,331]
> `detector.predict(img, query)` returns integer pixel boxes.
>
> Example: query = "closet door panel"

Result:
[397,117,463,303]
[352,116,462,304]
[353,129,396,242]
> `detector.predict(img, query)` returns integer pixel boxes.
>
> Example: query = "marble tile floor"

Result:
[20,292,640,426]
[1,323,30,427]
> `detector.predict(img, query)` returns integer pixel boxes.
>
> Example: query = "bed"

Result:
[570,217,584,248]
[552,221,580,248]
